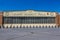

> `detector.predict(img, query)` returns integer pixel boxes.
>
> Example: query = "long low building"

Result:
[0,10,60,27]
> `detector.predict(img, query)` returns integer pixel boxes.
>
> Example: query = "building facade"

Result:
[0,10,60,27]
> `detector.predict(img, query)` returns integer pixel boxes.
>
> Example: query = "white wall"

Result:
[3,10,57,17]
[3,24,56,27]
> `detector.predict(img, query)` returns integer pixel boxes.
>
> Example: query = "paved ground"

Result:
[0,28,60,40]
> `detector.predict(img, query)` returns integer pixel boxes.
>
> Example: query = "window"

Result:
[3,17,55,24]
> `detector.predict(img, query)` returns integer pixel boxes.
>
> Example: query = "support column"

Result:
[0,12,3,26]
[55,13,59,26]
[59,15,60,26]
[55,13,60,26]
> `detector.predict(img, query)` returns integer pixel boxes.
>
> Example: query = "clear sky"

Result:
[0,0,60,12]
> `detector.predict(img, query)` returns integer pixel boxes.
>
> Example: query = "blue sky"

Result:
[0,0,60,12]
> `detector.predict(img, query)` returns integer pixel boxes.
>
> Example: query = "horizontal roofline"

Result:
[0,9,59,13]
